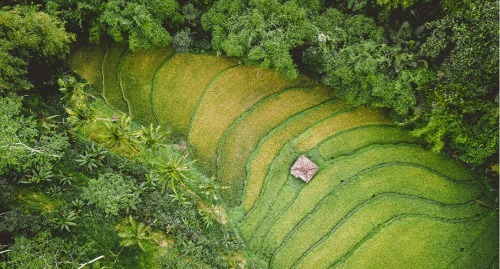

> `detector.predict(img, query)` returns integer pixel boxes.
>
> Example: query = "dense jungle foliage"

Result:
[0,0,498,268]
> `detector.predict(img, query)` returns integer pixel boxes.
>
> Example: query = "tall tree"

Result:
[0,5,74,94]
[44,0,182,51]
[202,0,319,79]
[416,0,499,164]
[0,96,68,175]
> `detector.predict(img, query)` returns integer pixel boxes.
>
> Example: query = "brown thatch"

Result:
[290,155,319,183]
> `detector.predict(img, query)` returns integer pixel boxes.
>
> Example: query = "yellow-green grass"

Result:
[68,43,108,94]
[218,86,334,206]
[445,219,499,269]
[242,101,349,212]
[246,149,482,258]
[119,47,175,125]
[290,105,391,152]
[15,188,63,214]
[240,144,300,241]
[269,164,486,268]
[102,43,129,113]
[259,144,481,259]
[318,124,418,160]
[299,215,494,269]
[241,109,406,241]
[153,54,239,135]
[245,163,309,252]
[188,66,311,172]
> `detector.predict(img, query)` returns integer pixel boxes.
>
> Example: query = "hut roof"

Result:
[290,155,319,183]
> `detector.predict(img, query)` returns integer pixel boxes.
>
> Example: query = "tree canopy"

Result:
[0,5,74,94]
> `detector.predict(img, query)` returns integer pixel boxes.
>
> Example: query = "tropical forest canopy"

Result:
[0,0,498,268]
[4,0,497,166]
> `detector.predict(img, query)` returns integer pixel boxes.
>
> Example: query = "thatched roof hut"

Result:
[290,155,319,183]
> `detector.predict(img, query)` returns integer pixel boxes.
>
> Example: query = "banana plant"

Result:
[116,216,154,251]
[20,166,54,184]
[53,210,77,232]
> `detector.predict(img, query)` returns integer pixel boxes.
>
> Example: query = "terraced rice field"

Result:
[70,44,499,269]
[120,46,175,124]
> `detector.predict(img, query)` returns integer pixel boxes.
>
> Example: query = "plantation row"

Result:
[70,44,498,269]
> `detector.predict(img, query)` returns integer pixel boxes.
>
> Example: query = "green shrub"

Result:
[1,232,93,268]
[0,208,48,237]
[83,173,141,216]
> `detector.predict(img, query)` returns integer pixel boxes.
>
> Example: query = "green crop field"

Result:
[318,124,418,160]
[70,44,498,269]
[217,86,334,205]
[188,66,312,172]
[242,101,349,212]
[68,43,108,94]
[101,43,129,113]
[119,47,175,124]
[153,54,239,135]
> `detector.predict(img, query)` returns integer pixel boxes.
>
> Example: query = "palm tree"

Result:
[20,166,54,184]
[59,75,98,131]
[100,115,138,154]
[65,105,96,129]
[58,75,95,107]
[151,152,192,194]
[136,123,169,153]
[76,151,100,171]
[116,216,154,251]
[37,114,59,134]
[75,144,106,171]
[56,171,75,186]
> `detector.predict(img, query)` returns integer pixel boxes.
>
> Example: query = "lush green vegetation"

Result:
[40,0,500,179]
[0,0,498,268]
[70,43,497,268]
